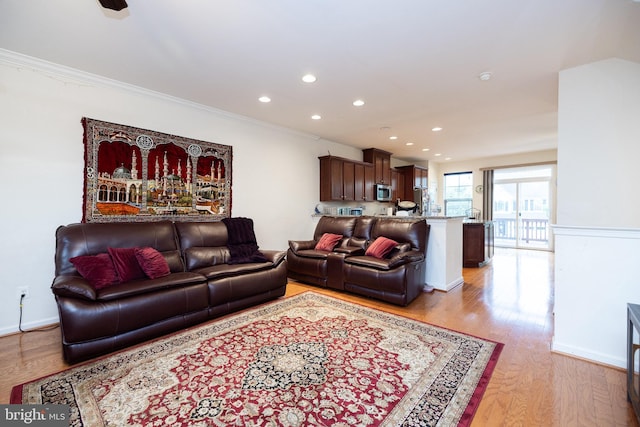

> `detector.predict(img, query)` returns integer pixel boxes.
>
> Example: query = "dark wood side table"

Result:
[627,303,640,422]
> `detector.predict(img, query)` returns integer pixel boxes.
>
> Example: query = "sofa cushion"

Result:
[163,250,186,273]
[69,253,119,289]
[96,271,207,301]
[315,233,343,251]
[184,247,230,270]
[108,247,146,282]
[365,236,398,259]
[192,261,273,281]
[135,247,171,279]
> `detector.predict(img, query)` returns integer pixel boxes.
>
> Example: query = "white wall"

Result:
[435,150,558,217]
[553,58,640,368]
[0,50,365,334]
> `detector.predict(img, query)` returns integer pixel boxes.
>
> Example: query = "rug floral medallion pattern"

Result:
[14,293,503,426]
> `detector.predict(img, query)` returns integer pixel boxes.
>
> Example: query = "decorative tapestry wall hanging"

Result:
[82,117,232,223]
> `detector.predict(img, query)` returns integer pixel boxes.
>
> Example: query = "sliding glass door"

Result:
[492,165,554,250]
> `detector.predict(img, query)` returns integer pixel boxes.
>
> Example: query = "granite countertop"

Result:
[313,213,464,220]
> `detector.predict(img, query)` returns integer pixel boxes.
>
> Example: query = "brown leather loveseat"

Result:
[287,216,429,306]
[52,219,286,364]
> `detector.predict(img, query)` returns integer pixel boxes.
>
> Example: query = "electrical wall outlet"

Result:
[17,286,30,300]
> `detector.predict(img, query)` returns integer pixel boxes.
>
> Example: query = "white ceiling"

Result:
[1,0,639,162]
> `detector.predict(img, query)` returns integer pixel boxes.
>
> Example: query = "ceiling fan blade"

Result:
[99,0,128,11]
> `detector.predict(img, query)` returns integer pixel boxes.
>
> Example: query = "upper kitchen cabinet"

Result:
[319,156,374,202]
[394,165,428,201]
[354,162,375,202]
[362,148,392,185]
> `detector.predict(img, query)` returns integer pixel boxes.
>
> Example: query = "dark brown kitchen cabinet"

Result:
[394,165,428,201]
[363,148,392,185]
[319,155,373,202]
[391,169,400,202]
[354,163,375,202]
[463,222,494,267]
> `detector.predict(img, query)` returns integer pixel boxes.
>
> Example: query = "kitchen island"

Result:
[422,216,464,291]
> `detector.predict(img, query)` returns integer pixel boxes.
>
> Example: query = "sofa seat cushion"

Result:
[192,261,274,281]
[96,272,207,301]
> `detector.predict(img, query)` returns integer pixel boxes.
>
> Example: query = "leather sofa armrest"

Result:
[334,246,365,256]
[387,250,425,269]
[261,249,287,266]
[51,275,97,301]
[288,240,316,253]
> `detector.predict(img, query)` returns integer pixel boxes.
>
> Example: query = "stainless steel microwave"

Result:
[375,184,392,201]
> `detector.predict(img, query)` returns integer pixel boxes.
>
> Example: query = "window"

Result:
[444,172,473,216]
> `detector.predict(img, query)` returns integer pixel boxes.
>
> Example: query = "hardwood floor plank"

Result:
[0,248,638,426]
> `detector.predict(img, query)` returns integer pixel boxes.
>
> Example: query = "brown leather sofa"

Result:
[52,220,287,364]
[287,216,429,306]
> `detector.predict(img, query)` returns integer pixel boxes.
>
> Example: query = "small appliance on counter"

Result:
[396,200,418,215]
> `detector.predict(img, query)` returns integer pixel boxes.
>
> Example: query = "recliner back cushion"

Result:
[175,222,229,252]
[55,221,180,276]
[371,219,426,252]
[184,247,230,270]
[313,216,357,241]
[354,217,376,241]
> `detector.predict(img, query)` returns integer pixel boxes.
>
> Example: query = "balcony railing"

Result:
[493,218,549,243]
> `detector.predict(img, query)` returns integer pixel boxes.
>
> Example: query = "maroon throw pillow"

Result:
[135,247,171,279]
[315,233,343,251]
[70,253,120,289]
[365,236,399,259]
[108,247,146,282]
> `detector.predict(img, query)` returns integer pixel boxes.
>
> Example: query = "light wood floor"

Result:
[1,248,638,426]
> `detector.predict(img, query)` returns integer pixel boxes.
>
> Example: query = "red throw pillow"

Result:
[135,247,171,279]
[108,247,146,282]
[365,236,399,259]
[315,233,343,251]
[70,253,120,289]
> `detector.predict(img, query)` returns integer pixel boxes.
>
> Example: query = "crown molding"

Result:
[0,48,321,141]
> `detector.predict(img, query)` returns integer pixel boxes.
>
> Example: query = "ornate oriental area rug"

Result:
[11,292,503,426]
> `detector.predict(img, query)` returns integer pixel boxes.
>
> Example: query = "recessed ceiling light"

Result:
[380,126,391,131]
[406,142,414,146]
[434,153,442,157]
[302,74,317,83]
[353,99,365,107]
[445,157,452,160]
[389,136,398,140]
[478,71,492,81]
[431,127,443,132]
[422,148,430,152]
[258,96,271,103]
[311,114,322,120]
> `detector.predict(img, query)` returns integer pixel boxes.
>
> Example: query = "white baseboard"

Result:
[551,339,626,369]
[0,316,59,337]
[431,276,464,292]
